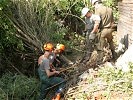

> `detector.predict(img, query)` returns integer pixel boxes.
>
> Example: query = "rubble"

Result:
[115,44,133,72]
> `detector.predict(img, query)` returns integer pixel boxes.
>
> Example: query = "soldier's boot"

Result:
[52,93,61,100]
[109,40,118,61]
[52,88,64,100]
[96,50,105,64]
[95,37,106,64]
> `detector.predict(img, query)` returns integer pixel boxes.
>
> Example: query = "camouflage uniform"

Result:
[83,14,101,62]
[95,4,117,60]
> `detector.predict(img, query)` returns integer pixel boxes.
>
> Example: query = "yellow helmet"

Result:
[56,44,65,51]
[43,43,54,51]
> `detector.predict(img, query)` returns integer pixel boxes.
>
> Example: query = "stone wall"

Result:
[117,0,133,48]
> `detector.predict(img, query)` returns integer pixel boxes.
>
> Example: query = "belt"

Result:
[103,27,111,29]
[100,27,111,31]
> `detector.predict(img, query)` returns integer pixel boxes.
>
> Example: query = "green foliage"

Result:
[71,63,133,99]
[0,73,40,100]
[0,0,24,52]
[0,0,10,8]
[58,0,70,10]
[103,0,119,22]
[0,0,85,51]
[103,0,115,7]
[98,64,133,97]
[51,27,67,43]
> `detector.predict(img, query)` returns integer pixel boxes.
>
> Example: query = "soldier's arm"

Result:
[91,15,101,33]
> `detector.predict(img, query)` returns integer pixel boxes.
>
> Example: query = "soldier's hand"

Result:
[54,71,60,74]
[89,32,96,40]
[51,68,56,71]
[82,30,87,37]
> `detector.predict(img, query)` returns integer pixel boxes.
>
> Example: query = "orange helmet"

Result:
[56,43,65,51]
[43,43,54,51]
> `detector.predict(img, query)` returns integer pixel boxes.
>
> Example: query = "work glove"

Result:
[82,30,87,37]
[89,32,96,41]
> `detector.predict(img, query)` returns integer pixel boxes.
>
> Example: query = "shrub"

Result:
[0,73,40,100]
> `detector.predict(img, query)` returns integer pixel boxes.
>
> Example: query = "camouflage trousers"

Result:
[96,28,117,61]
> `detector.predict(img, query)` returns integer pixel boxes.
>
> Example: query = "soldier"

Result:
[81,7,101,63]
[38,43,65,100]
[90,0,117,61]
[49,44,65,69]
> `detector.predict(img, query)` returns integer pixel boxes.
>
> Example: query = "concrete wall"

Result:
[117,0,133,48]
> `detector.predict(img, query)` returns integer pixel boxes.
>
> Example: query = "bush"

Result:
[98,63,133,97]
[0,73,40,100]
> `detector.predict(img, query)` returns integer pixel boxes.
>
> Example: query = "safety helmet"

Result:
[43,43,54,51]
[81,7,90,17]
[90,0,99,5]
[56,44,65,51]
